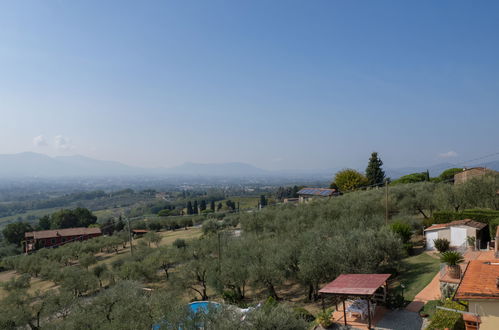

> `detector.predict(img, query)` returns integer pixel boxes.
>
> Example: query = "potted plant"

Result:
[434,238,450,253]
[314,308,334,329]
[440,251,464,279]
[466,236,476,251]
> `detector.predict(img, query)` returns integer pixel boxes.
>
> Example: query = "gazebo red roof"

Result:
[319,274,391,296]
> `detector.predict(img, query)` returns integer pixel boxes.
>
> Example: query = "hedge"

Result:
[428,209,499,239]
[433,209,499,225]
[427,299,466,330]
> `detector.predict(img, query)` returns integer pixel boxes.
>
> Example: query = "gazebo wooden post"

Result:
[367,298,372,329]
[321,294,325,312]
[342,298,347,326]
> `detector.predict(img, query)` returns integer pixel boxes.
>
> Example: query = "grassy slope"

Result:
[393,252,441,301]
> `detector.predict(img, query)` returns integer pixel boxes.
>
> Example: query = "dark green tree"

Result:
[439,168,463,182]
[186,201,194,215]
[365,152,385,186]
[193,201,199,214]
[115,217,125,232]
[38,216,51,230]
[2,222,33,246]
[210,200,215,211]
[199,200,207,211]
[260,195,268,208]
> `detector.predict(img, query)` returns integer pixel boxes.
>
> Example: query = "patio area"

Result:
[319,273,391,329]
[331,300,389,329]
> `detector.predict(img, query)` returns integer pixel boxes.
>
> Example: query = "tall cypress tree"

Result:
[199,200,207,211]
[186,201,193,215]
[210,200,215,211]
[193,200,199,214]
[365,152,385,186]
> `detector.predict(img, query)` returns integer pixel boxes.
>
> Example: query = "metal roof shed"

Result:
[319,274,391,329]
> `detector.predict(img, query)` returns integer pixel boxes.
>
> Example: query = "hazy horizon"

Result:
[2,1,499,170]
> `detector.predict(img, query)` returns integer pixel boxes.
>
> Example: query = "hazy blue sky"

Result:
[1,1,499,170]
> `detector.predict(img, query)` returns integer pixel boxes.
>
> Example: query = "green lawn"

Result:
[392,252,441,301]
[220,196,260,210]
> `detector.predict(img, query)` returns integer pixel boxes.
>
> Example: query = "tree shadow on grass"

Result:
[396,258,440,300]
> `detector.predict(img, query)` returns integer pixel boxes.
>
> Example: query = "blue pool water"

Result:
[188,301,221,314]
[152,301,221,329]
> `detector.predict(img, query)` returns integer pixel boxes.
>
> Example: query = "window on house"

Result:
[51,238,56,244]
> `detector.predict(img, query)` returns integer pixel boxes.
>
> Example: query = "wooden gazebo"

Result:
[319,273,391,329]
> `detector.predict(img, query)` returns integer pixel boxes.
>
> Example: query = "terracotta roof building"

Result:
[297,188,339,203]
[425,219,487,232]
[424,219,489,250]
[496,226,499,258]
[24,227,102,253]
[455,260,499,330]
[454,167,497,184]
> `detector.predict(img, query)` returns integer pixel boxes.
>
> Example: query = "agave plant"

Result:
[440,251,464,266]
[466,236,476,250]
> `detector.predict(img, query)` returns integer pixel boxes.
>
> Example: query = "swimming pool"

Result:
[151,301,221,329]
[188,301,221,314]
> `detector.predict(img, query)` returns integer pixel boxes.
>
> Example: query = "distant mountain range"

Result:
[0,152,498,179]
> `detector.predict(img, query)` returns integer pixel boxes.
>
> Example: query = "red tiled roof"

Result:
[424,219,487,231]
[319,274,391,296]
[455,260,499,300]
[424,223,449,231]
[132,229,149,233]
[463,314,481,323]
[25,227,102,240]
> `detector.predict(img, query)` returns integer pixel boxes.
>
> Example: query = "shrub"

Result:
[222,290,242,304]
[180,218,193,229]
[440,251,464,266]
[490,218,499,240]
[172,239,186,249]
[466,236,476,248]
[439,168,463,182]
[434,238,450,253]
[433,209,499,229]
[147,222,162,231]
[432,211,457,224]
[202,219,220,235]
[386,292,406,309]
[314,308,334,328]
[427,299,466,330]
[421,300,441,318]
[403,242,414,256]
[423,217,436,228]
[390,221,412,243]
[157,209,170,217]
[293,307,315,323]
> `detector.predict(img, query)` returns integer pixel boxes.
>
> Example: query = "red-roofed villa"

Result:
[24,227,102,253]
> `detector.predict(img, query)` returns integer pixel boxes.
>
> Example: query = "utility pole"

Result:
[217,231,222,274]
[385,181,389,225]
[127,217,134,256]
